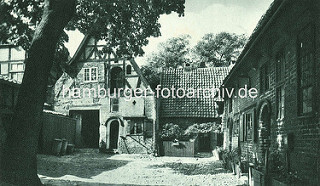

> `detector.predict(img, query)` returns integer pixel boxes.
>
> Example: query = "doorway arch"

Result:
[257,100,271,163]
[105,118,122,150]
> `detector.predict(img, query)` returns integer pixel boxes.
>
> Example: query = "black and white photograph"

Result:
[0,0,319,185]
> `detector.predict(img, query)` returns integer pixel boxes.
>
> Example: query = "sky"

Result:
[65,0,274,66]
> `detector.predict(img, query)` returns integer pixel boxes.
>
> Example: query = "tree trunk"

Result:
[0,0,75,185]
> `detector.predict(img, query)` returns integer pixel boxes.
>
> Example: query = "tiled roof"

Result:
[160,67,230,118]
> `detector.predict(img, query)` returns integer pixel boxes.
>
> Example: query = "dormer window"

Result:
[84,67,98,82]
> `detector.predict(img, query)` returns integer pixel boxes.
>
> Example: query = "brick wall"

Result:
[223,1,320,184]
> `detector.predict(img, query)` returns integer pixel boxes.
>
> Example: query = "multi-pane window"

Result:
[126,118,153,136]
[246,113,253,140]
[276,52,285,120]
[260,63,270,93]
[11,63,24,72]
[110,98,119,112]
[298,25,314,114]
[240,111,254,142]
[130,122,143,135]
[0,46,25,81]
[276,86,285,120]
[84,67,98,82]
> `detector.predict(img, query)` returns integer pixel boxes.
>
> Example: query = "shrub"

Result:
[160,123,183,140]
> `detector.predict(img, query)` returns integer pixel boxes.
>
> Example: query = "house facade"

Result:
[53,35,156,154]
[160,67,230,152]
[222,0,320,184]
[0,45,25,82]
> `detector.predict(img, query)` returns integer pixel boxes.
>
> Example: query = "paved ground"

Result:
[38,149,247,186]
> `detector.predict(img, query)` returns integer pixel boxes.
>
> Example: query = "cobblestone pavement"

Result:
[39,150,247,186]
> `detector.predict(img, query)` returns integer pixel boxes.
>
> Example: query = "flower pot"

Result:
[52,139,62,156]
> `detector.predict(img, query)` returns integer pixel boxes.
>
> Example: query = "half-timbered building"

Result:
[53,35,156,154]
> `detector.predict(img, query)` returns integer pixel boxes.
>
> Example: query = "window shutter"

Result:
[144,119,153,138]
[239,114,244,142]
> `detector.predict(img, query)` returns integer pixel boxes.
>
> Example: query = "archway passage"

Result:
[109,120,119,149]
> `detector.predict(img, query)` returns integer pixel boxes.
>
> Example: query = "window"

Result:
[276,52,285,120]
[298,25,314,115]
[126,118,152,136]
[0,48,10,61]
[84,67,98,82]
[276,86,285,120]
[240,111,255,142]
[11,72,24,82]
[0,46,25,61]
[126,118,144,135]
[110,98,119,112]
[0,63,8,75]
[110,67,123,90]
[245,113,253,140]
[126,65,132,75]
[260,63,270,93]
[10,63,24,72]
[130,122,143,135]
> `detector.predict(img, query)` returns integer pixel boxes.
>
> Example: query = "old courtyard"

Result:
[38,149,246,186]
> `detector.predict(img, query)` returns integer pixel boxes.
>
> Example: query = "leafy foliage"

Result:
[147,34,191,68]
[161,122,221,141]
[1,0,185,85]
[184,122,221,137]
[160,123,183,140]
[142,32,246,87]
[194,32,247,67]
[1,0,185,57]
[140,65,161,90]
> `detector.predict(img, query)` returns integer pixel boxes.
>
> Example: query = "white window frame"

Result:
[10,62,24,72]
[83,67,98,82]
